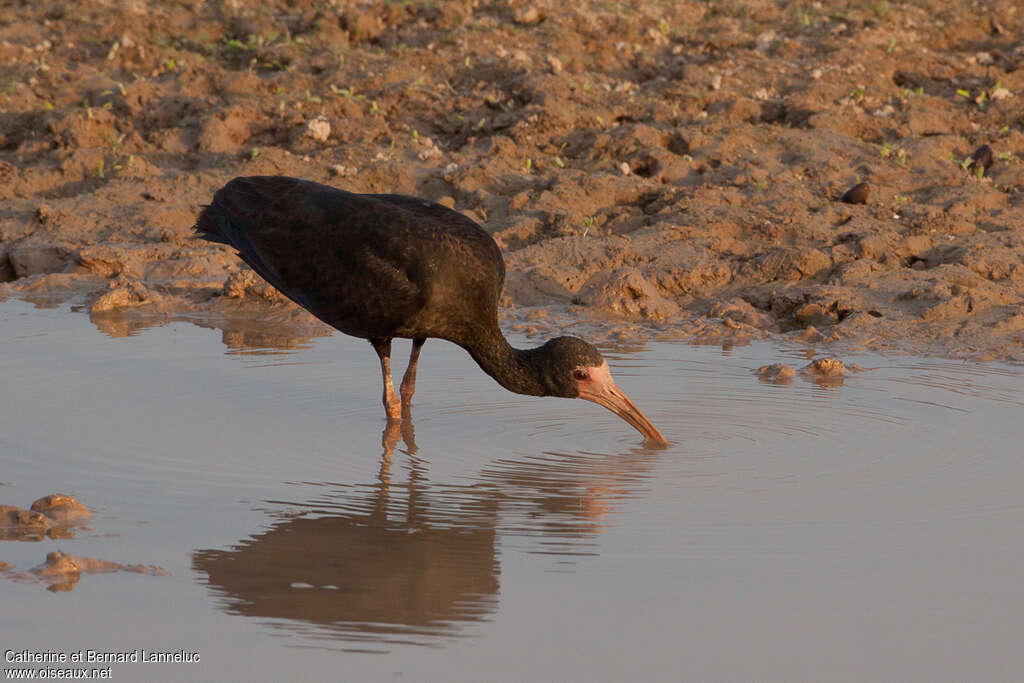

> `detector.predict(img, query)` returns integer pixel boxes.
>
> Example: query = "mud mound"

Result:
[1,1,1022,360]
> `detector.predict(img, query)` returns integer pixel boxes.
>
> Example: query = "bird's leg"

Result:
[371,338,402,421]
[400,338,426,406]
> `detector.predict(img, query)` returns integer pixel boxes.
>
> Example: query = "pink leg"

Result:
[400,338,426,406]
[371,339,402,421]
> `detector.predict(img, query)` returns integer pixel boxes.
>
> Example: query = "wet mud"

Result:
[1,0,1023,362]
[0,494,166,591]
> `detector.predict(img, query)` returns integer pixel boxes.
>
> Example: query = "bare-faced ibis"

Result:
[195,176,667,445]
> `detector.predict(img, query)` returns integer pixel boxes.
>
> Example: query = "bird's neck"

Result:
[463,327,548,397]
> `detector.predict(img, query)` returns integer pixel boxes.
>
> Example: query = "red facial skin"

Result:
[573,361,668,447]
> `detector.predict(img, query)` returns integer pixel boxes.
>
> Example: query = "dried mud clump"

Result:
[4,551,169,592]
[1,505,50,533]
[0,0,1022,360]
[30,494,91,523]
[757,363,796,384]
[800,358,864,387]
[1,493,90,541]
[1,494,166,591]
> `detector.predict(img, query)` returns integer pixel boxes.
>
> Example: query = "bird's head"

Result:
[534,337,668,447]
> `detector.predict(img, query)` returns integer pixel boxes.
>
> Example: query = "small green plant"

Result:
[525,158,533,173]
[849,86,865,103]
[881,142,907,166]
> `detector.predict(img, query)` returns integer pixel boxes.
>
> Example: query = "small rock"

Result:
[90,279,153,312]
[840,182,869,204]
[804,358,846,375]
[0,505,49,528]
[755,30,777,51]
[546,55,563,74]
[305,115,331,143]
[222,270,283,300]
[30,494,90,523]
[37,551,82,577]
[794,303,837,327]
[514,6,541,24]
[619,162,631,175]
[757,363,795,384]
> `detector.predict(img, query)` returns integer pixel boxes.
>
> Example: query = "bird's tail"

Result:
[193,204,232,245]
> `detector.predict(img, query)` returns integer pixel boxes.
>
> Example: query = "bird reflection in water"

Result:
[193,414,662,648]
[193,414,500,649]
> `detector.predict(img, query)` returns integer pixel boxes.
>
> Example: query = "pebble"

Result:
[757,363,795,383]
[305,115,331,143]
[840,182,869,204]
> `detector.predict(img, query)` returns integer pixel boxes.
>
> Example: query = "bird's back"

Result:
[195,176,505,343]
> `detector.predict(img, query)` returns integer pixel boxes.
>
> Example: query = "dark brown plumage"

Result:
[195,176,666,445]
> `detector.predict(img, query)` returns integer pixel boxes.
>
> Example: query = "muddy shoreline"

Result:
[1,1,1022,360]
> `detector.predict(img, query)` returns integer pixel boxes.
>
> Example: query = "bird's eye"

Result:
[573,369,589,381]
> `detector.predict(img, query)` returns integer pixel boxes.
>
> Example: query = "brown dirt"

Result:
[2,1,1023,360]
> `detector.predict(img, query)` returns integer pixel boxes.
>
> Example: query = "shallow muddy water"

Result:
[1,297,1021,682]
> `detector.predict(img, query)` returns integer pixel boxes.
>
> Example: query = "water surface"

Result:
[1,298,1021,682]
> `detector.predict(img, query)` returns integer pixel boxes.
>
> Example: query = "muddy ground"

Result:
[1,0,1023,360]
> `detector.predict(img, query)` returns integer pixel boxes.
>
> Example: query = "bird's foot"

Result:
[385,399,403,422]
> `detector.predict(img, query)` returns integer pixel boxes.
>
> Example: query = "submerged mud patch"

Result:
[0,494,166,591]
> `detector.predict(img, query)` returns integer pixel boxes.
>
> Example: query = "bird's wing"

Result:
[195,176,429,337]
[364,193,505,289]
